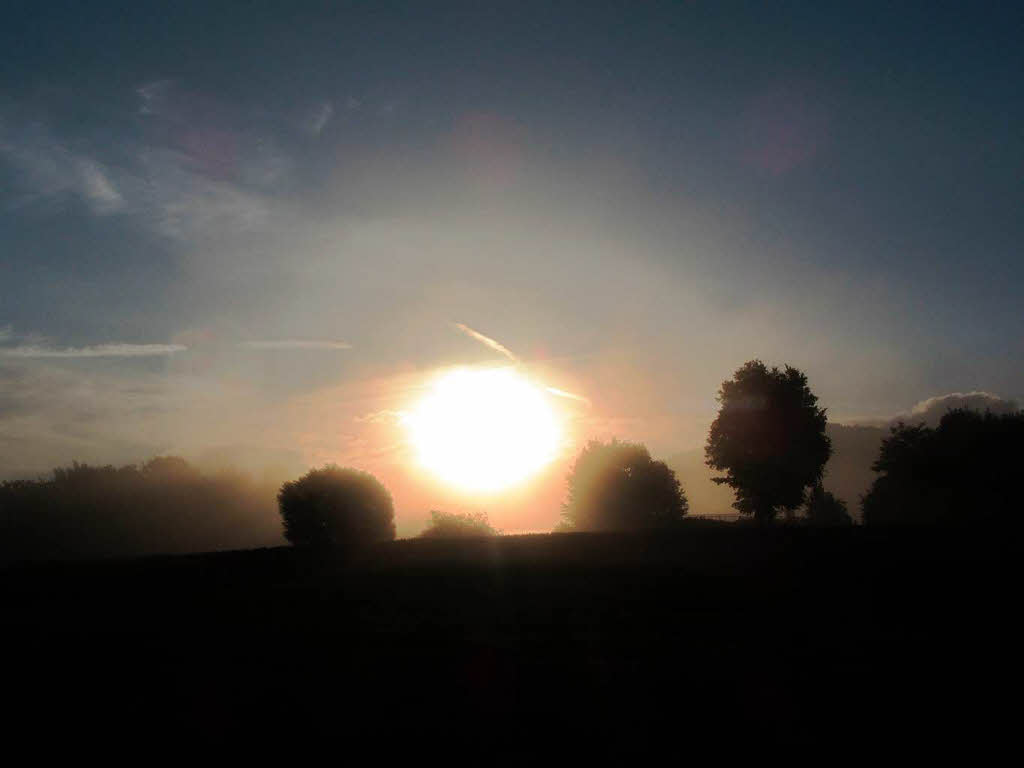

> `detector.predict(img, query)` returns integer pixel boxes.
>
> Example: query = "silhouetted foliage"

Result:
[420,510,499,538]
[803,482,853,526]
[0,458,281,563]
[560,438,688,531]
[862,408,1024,526]
[705,361,831,523]
[277,465,395,551]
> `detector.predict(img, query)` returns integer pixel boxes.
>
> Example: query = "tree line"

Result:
[3,359,1020,561]
[0,457,282,563]
[279,359,1023,552]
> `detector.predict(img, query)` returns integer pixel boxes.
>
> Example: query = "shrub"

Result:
[278,465,395,551]
[420,510,499,538]
[561,439,687,531]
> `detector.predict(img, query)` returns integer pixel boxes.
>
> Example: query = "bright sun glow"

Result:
[404,367,562,493]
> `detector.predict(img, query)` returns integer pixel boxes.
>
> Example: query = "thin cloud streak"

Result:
[546,386,592,406]
[239,340,353,351]
[0,344,187,358]
[452,323,591,404]
[452,322,519,362]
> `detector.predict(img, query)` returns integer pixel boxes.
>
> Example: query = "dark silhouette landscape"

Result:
[2,361,1022,754]
[3,1,1023,757]
[3,527,1017,754]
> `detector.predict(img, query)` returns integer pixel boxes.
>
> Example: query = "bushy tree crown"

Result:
[561,438,688,531]
[278,465,395,551]
[706,360,831,523]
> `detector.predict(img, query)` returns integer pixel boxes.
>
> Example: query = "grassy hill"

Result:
[2,526,1018,754]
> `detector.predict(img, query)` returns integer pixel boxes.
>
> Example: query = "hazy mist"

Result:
[3,3,1023,535]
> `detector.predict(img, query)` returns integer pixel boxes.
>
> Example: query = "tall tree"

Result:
[561,439,688,531]
[705,361,831,523]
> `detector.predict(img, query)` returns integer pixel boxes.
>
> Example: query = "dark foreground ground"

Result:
[1,525,1020,756]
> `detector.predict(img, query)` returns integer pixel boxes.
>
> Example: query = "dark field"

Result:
[2,525,1019,755]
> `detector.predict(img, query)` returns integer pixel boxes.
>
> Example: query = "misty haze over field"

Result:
[2,6,1023,756]
[3,2,1023,534]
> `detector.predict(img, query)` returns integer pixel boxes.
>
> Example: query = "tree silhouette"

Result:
[420,510,499,538]
[705,361,831,523]
[0,457,281,563]
[560,438,688,531]
[803,482,853,526]
[277,465,395,551]
[862,408,1024,526]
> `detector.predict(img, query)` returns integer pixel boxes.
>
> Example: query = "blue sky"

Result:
[2,1,1022,524]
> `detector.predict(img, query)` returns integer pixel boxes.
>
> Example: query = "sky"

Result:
[2,1,1023,533]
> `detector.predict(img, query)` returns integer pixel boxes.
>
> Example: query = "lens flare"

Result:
[404,367,562,492]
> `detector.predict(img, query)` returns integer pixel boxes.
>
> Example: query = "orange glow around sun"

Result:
[403,367,563,493]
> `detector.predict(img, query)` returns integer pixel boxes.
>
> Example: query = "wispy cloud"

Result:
[354,409,405,424]
[545,386,592,406]
[303,101,334,136]
[137,148,273,241]
[2,88,288,240]
[451,323,591,404]
[0,344,186,359]
[452,322,519,362]
[0,124,124,215]
[238,340,352,351]
[77,158,124,213]
[136,79,175,116]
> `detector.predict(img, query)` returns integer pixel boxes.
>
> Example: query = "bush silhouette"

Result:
[277,465,395,551]
[560,438,688,531]
[706,360,831,523]
[0,458,281,563]
[420,510,499,538]
[862,408,1024,526]
[803,482,853,526]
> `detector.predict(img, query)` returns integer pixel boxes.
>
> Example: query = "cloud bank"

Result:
[903,391,1020,426]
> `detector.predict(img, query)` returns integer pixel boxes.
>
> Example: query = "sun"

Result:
[404,367,563,493]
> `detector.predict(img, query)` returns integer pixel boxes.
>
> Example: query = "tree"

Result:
[705,360,831,523]
[419,510,499,538]
[0,457,281,564]
[560,439,688,531]
[140,455,201,480]
[277,465,395,551]
[803,482,853,526]
[862,408,1023,526]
